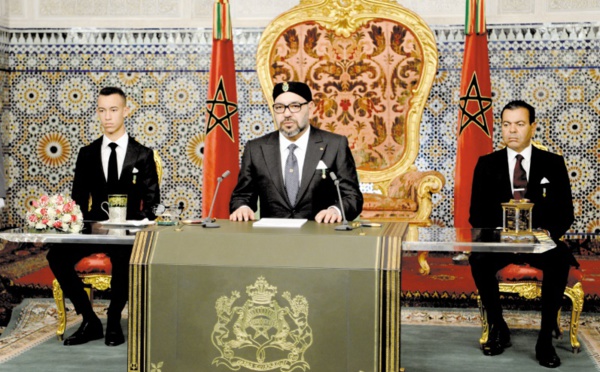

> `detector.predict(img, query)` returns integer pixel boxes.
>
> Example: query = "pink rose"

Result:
[32,200,39,208]
[40,195,50,204]
[63,201,74,213]
[53,221,63,229]
[40,208,48,216]
[28,214,38,222]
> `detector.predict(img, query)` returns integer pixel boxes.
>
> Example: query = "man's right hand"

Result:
[229,206,255,222]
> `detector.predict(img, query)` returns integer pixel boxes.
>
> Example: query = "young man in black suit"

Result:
[469,100,576,368]
[47,87,160,347]
[229,81,363,223]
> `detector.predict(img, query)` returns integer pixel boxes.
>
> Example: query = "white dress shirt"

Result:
[101,134,129,181]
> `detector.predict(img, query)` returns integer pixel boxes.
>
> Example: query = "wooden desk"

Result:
[128,221,407,372]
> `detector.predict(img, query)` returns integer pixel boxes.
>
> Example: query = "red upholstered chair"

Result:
[477,264,584,353]
[52,150,163,340]
[256,0,445,275]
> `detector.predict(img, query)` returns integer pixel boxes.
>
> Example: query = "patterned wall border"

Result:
[1,23,600,45]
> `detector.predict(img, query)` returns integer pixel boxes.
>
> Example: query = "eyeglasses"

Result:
[272,101,309,114]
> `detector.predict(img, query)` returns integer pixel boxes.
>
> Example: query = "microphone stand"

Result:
[330,172,353,231]
[202,170,230,228]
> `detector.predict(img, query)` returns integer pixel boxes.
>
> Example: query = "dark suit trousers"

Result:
[469,241,571,339]
[47,243,132,320]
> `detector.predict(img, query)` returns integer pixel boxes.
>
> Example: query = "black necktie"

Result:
[107,143,119,189]
[285,144,299,205]
[513,154,527,200]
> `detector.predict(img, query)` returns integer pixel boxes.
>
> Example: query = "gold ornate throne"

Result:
[256,0,445,273]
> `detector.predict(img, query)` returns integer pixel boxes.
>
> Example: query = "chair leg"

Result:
[418,252,430,275]
[51,279,67,341]
[564,283,584,353]
[477,295,490,346]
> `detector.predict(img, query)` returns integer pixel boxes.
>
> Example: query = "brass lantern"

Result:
[501,199,534,241]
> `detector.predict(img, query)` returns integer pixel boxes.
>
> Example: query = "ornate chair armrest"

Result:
[389,169,445,223]
[389,169,445,199]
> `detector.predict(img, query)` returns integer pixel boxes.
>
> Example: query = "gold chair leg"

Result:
[405,224,430,275]
[477,295,489,346]
[51,278,95,341]
[565,283,584,353]
[417,252,430,275]
[52,279,67,341]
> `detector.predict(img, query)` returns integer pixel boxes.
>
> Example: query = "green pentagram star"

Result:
[458,72,492,137]
[206,77,237,140]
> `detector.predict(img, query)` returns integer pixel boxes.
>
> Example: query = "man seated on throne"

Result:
[229,81,363,223]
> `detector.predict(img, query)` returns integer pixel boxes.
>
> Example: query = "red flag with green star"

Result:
[454,0,494,228]
[202,0,239,219]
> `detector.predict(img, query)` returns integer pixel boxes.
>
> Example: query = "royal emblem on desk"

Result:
[501,198,534,242]
[211,276,313,371]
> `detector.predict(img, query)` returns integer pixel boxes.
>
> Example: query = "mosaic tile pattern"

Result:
[0,25,598,233]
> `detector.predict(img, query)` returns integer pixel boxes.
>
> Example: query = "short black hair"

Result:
[501,100,535,124]
[99,87,126,100]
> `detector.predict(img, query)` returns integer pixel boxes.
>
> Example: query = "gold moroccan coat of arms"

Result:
[211,277,313,371]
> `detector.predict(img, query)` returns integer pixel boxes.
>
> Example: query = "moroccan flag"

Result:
[454,0,494,228]
[202,0,240,219]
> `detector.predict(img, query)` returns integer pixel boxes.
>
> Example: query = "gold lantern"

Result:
[501,199,534,242]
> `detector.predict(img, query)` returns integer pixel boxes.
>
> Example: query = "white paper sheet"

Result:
[98,218,156,227]
[252,218,307,228]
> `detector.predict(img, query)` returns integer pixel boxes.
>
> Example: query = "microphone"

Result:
[329,172,353,231]
[203,170,231,228]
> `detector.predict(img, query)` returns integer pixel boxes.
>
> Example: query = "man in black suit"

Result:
[469,100,576,368]
[229,81,363,223]
[47,87,160,347]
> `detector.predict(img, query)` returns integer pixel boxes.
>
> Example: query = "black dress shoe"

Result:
[105,323,125,346]
[482,322,511,356]
[536,343,561,368]
[63,318,104,346]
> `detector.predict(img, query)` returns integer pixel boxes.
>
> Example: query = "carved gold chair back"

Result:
[257,0,445,275]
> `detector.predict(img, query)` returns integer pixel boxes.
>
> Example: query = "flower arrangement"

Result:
[27,194,84,233]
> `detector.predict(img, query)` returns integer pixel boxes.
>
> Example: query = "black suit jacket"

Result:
[230,127,363,220]
[469,146,574,242]
[72,136,160,221]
